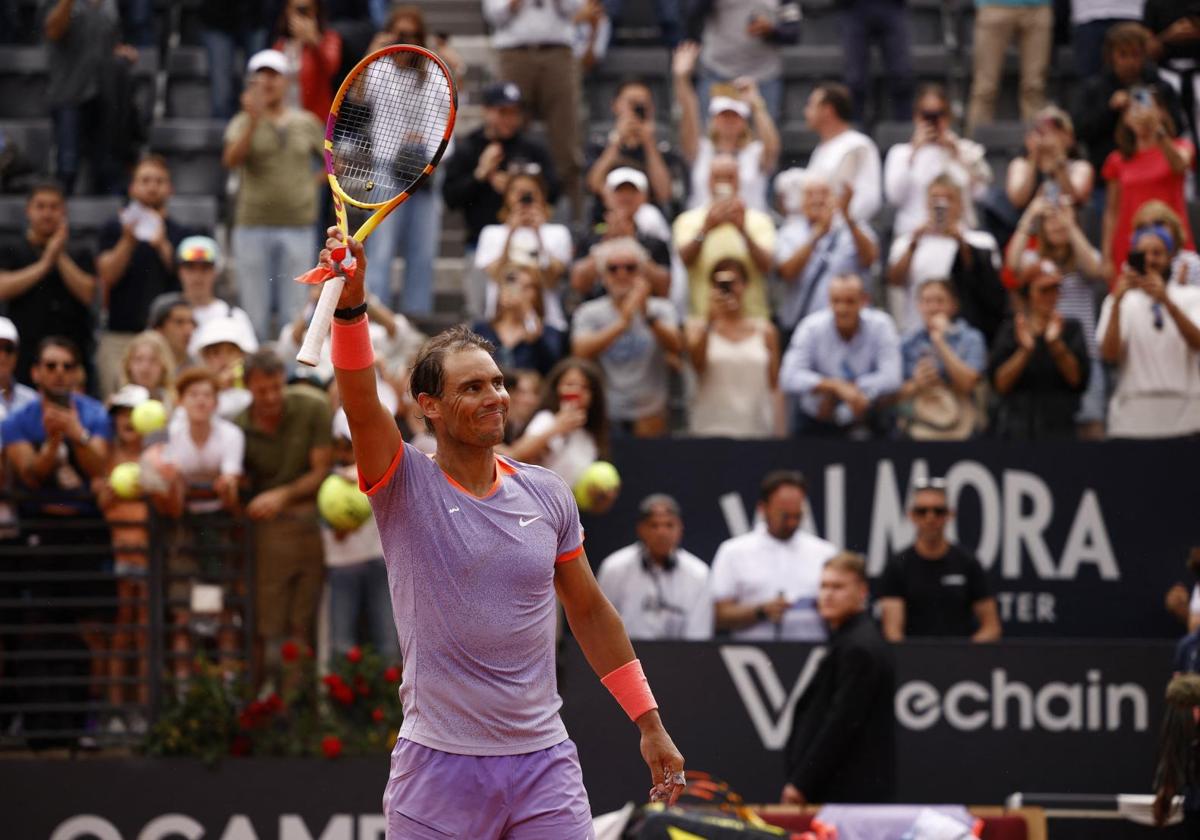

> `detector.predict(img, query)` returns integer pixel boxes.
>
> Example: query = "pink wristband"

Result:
[601,659,658,722]
[330,316,375,371]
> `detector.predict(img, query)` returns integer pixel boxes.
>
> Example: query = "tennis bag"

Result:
[634,808,799,839]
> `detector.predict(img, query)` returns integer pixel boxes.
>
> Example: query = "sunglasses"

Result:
[920,110,946,121]
[606,262,638,274]
[912,506,949,517]
[40,360,78,372]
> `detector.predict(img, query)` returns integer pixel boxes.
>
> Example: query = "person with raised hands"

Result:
[318,226,687,835]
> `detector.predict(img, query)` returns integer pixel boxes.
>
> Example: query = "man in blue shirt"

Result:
[780,274,901,437]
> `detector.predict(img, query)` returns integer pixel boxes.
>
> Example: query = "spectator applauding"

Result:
[442,81,559,249]
[674,41,779,212]
[572,238,682,437]
[804,83,883,223]
[235,349,331,687]
[472,263,566,376]
[884,85,992,238]
[96,156,192,397]
[887,175,1006,340]
[895,280,986,440]
[1099,224,1200,438]
[1101,86,1194,278]
[781,275,901,438]
[774,168,879,343]
[966,0,1053,132]
[271,0,341,121]
[711,470,838,641]
[685,258,783,438]
[673,154,776,319]
[222,49,324,341]
[879,478,1001,642]
[1006,107,1094,217]
[0,182,97,390]
[989,261,1090,440]
[585,81,679,212]
[597,494,712,641]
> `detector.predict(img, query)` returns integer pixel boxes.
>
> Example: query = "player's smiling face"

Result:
[435,348,510,447]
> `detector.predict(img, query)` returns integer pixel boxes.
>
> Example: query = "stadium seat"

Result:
[0,118,52,175]
[780,47,840,127]
[148,119,227,197]
[168,194,219,233]
[421,0,488,38]
[166,46,211,120]
[778,123,820,169]
[873,120,913,159]
[0,46,48,119]
[0,195,24,248]
[970,120,1026,187]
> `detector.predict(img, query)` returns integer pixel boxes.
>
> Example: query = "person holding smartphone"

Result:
[471,263,566,376]
[1098,224,1200,438]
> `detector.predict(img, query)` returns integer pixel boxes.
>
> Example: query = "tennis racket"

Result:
[296,44,457,367]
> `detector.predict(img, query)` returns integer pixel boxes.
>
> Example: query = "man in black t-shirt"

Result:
[878,478,1001,641]
[0,182,97,391]
[95,155,194,396]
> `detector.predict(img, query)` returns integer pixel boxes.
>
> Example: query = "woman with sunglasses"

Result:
[988,260,1090,439]
[471,262,565,376]
[685,258,782,438]
[1099,225,1200,438]
[883,84,992,237]
[271,0,341,122]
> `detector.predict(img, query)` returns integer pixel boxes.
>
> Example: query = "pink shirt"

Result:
[363,443,584,756]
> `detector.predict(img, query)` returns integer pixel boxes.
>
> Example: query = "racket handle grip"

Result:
[296,274,345,367]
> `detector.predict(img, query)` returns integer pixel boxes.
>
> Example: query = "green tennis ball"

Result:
[131,399,167,435]
[110,462,141,500]
[573,461,621,513]
[318,474,372,531]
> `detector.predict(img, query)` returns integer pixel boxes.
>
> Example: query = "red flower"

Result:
[322,674,344,689]
[383,666,401,683]
[304,644,315,659]
[321,735,342,759]
[354,676,370,696]
[346,646,363,664]
[280,641,300,662]
[265,693,283,713]
[230,735,252,756]
[237,710,256,730]
[371,707,385,723]
[332,684,355,705]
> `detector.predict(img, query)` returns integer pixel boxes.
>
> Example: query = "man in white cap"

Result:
[0,317,36,422]
[222,48,323,342]
[191,315,259,418]
[570,167,672,301]
[803,83,883,223]
[176,235,256,346]
[96,154,196,397]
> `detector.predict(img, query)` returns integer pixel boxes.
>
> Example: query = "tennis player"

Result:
[317,229,685,839]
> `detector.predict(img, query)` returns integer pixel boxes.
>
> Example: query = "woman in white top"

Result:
[1131,200,1200,289]
[685,258,782,438]
[883,84,992,237]
[505,356,616,512]
[673,41,779,213]
[473,172,572,330]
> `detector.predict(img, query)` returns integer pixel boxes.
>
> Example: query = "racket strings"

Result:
[332,51,452,205]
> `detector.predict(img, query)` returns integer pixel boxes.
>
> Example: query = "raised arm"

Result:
[672,43,702,165]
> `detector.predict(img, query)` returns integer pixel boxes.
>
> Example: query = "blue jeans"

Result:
[697,66,783,126]
[364,186,440,315]
[602,0,683,46]
[52,99,117,195]
[841,0,914,123]
[328,558,399,662]
[231,225,315,341]
[201,27,268,121]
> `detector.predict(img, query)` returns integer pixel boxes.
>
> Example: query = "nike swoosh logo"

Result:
[448,507,460,513]
[519,515,542,527]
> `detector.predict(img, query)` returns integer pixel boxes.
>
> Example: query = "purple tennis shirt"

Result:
[363,442,584,756]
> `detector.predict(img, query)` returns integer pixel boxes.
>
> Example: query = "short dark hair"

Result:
[147,292,191,329]
[410,326,497,431]
[759,469,806,504]
[824,551,868,583]
[133,153,171,177]
[242,348,285,381]
[36,335,80,365]
[637,493,681,522]
[816,83,853,123]
[614,78,652,100]
[27,179,64,204]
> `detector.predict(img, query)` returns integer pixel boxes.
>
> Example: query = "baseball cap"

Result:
[482,81,523,108]
[108,384,151,411]
[192,316,259,355]
[605,167,649,193]
[0,316,18,345]
[709,96,751,119]
[247,49,290,76]
[177,235,220,265]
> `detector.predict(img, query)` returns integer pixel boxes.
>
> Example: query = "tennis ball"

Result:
[131,399,167,435]
[573,461,621,513]
[318,474,372,531]
[110,462,141,500]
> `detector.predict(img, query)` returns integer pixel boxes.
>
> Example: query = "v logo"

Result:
[720,645,827,750]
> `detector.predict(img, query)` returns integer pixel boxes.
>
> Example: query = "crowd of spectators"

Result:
[1,0,1199,744]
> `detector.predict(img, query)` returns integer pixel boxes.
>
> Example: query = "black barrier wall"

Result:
[559,639,1176,813]
[586,439,1200,638]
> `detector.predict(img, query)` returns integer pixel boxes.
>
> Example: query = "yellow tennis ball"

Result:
[318,474,372,531]
[573,461,621,513]
[130,399,167,435]
[110,462,141,500]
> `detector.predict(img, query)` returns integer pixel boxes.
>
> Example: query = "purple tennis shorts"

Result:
[383,738,595,839]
